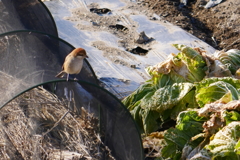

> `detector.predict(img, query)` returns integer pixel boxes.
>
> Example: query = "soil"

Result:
[137,0,240,51]
[61,0,240,99]
[65,0,239,72]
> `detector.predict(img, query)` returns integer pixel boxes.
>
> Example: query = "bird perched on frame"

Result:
[55,48,88,81]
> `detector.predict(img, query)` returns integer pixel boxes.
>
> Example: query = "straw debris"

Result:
[0,87,115,160]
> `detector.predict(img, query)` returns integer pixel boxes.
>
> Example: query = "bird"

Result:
[55,48,88,81]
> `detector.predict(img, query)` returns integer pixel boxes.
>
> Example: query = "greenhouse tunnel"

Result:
[0,0,144,159]
[0,0,58,35]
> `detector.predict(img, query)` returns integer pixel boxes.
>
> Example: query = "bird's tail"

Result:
[55,71,66,78]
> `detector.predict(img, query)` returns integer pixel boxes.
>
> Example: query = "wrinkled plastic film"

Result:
[0,0,144,159]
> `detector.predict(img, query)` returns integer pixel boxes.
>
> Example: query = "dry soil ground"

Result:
[138,0,240,51]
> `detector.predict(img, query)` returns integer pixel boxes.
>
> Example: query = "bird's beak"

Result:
[85,55,89,58]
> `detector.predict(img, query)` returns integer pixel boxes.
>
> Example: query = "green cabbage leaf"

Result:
[215,49,240,75]
[161,110,207,159]
[204,121,240,159]
[195,77,240,107]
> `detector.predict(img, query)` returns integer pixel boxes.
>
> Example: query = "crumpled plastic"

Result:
[204,0,223,9]
[180,0,223,9]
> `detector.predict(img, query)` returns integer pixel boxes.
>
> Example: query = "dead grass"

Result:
[0,87,115,160]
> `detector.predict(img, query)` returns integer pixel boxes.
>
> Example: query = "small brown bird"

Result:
[55,48,88,81]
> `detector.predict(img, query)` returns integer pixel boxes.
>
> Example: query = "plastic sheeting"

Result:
[0,0,144,159]
[44,0,216,99]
